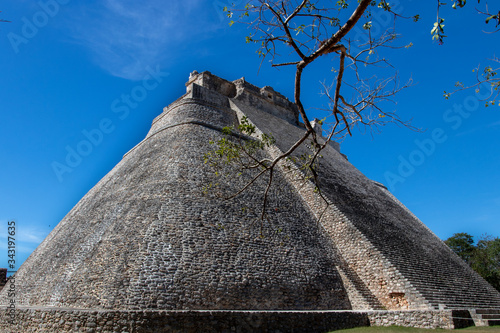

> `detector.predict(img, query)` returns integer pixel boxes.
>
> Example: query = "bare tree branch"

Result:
[210,0,419,227]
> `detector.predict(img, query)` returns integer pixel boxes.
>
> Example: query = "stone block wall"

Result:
[0,307,473,333]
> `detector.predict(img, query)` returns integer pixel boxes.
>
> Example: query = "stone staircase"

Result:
[399,265,500,310]
[471,309,500,326]
[373,247,500,310]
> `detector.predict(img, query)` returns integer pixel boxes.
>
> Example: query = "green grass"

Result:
[332,326,500,333]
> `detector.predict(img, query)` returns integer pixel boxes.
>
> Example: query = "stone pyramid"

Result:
[1,71,500,332]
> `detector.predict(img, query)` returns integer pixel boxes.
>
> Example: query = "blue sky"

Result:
[0,0,499,270]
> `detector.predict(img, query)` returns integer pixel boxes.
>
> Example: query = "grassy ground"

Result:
[332,326,500,333]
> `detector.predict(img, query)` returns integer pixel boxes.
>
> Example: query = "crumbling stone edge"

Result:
[0,307,474,332]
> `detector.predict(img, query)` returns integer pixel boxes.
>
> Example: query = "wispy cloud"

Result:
[0,220,50,268]
[455,127,479,137]
[456,119,500,137]
[66,0,210,80]
[0,221,48,245]
[487,120,500,128]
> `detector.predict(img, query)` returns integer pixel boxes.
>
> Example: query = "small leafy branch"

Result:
[431,17,446,44]
[204,115,330,235]
[215,0,419,223]
[203,116,278,234]
[204,116,276,173]
[434,0,500,40]
[206,1,497,233]
[444,58,500,106]
[210,0,423,229]
[224,1,417,140]
[434,0,499,104]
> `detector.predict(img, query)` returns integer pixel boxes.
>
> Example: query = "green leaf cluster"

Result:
[377,1,391,11]
[203,116,275,172]
[451,0,467,10]
[484,66,498,81]
[485,12,500,26]
[363,21,372,30]
[336,0,348,10]
[431,18,446,44]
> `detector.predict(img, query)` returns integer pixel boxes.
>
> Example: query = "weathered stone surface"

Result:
[0,74,351,312]
[0,71,499,332]
[0,307,471,332]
